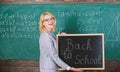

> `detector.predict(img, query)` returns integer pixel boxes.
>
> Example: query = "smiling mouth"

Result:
[49,24,54,26]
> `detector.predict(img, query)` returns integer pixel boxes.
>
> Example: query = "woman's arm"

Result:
[42,32,70,70]
[41,32,83,72]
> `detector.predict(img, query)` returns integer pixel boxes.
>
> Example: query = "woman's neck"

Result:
[45,28,52,32]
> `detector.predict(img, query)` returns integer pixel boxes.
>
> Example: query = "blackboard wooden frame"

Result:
[57,34,105,70]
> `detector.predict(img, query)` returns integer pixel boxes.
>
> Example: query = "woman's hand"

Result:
[69,67,83,72]
[61,32,67,36]
[58,32,67,36]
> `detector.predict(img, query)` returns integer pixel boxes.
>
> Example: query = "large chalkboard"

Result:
[0,4,120,60]
[57,34,104,70]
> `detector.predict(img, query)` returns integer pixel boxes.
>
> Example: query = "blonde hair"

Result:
[39,12,56,33]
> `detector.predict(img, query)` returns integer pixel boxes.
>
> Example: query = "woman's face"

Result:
[43,15,55,31]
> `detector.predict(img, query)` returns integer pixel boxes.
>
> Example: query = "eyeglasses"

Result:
[43,17,54,22]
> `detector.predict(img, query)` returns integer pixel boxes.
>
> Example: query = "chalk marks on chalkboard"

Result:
[63,49,72,59]
[62,37,95,60]
[57,9,103,17]
[57,11,81,17]
[0,13,35,21]
[57,9,103,33]
[75,55,102,65]
[0,26,37,33]
[0,12,36,26]
[0,12,39,39]
[106,13,120,41]
[0,33,37,39]
[0,26,16,33]
[78,25,97,33]
[62,38,73,59]
[65,38,92,51]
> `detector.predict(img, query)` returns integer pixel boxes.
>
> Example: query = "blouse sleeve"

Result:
[41,32,71,70]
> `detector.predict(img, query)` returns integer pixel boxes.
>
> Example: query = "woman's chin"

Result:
[48,26,54,29]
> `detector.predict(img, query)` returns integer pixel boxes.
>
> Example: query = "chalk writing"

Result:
[0,12,38,39]
[65,38,92,51]
[75,55,101,65]
[63,50,72,59]
[107,14,120,41]
[0,33,38,39]
[58,35,104,68]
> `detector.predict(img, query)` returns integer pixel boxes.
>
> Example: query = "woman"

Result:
[39,12,83,72]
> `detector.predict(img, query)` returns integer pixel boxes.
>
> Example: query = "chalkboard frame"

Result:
[56,34,105,70]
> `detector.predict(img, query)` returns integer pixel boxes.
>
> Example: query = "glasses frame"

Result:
[43,17,55,22]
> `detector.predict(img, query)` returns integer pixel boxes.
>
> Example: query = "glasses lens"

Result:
[44,17,54,22]
[44,19,49,22]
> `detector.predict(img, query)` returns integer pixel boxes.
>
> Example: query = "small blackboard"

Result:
[57,34,105,70]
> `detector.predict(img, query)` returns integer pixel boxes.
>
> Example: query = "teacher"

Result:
[39,12,83,72]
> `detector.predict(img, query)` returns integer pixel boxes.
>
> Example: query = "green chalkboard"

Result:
[0,4,120,60]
